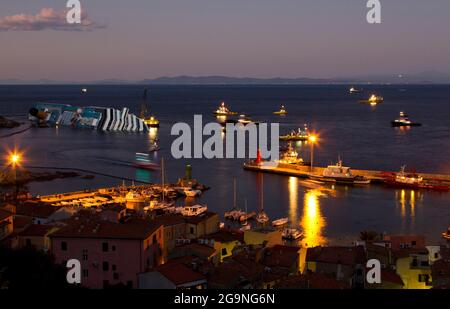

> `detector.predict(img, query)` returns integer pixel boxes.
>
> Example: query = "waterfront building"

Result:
[304,246,366,288]
[50,211,164,289]
[431,247,450,288]
[184,212,220,239]
[17,224,59,251]
[243,227,282,247]
[205,230,244,262]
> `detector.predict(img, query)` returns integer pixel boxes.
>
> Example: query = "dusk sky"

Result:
[1,0,450,81]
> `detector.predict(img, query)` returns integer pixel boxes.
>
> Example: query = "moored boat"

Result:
[359,94,384,104]
[282,228,303,240]
[309,160,371,185]
[272,217,289,227]
[278,142,304,165]
[442,228,450,240]
[349,87,362,94]
[181,204,208,216]
[279,124,310,141]
[239,211,256,222]
[385,166,450,191]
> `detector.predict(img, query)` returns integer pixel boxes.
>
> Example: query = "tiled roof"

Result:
[154,214,186,227]
[16,202,59,218]
[275,272,350,289]
[380,270,404,286]
[157,263,205,285]
[0,208,12,221]
[18,224,56,237]
[306,246,365,265]
[12,216,33,229]
[185,212,218,224]
[261,245,299,269]
[50,217,162,240]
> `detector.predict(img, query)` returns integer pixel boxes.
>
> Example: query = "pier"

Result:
[243,162,450,183]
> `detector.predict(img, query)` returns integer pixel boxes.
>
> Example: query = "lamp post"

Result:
[309,135,317,173]
[10,153,20,200]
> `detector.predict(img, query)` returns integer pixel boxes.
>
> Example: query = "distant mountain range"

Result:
[2,72,450,85]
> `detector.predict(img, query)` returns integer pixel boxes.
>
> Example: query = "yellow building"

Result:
[244,227,282,247]
[206,230,243,262]
[395,250,432,289]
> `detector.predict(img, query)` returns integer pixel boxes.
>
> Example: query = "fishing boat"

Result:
[214,102,238,116]
[181,204,208,217]
[360,94,384,104]
[134,153,160,170]
[442,228,450,240]
[279,124,310,141]
[310,160,371,185]
[278,142,304,165]
[273,105,287,115]
[391,112,422,127]
[282,228,303,240]
[272,217,289,227]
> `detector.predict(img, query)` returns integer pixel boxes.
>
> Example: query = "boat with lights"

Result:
[273,105,287,115]
[279,124,310,141]
[309,160,371,185]
[213,102,238,116]
[391,112,421,127]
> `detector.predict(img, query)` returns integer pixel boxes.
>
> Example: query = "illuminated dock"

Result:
[243,162,450,184]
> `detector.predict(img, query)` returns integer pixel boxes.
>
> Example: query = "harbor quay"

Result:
[243,162,450,184]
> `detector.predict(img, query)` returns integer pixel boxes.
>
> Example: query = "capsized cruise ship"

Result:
[29,102,148,132]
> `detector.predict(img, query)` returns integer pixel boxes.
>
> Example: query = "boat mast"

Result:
[233,177,237,210]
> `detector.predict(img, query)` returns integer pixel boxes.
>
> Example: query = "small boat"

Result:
[279,124,310,141]
[181,204,208,217]
[256,211,270,225]
[224,209,246,220]
[134,153,160,170]
[239,222,252,232]
[81,88,88,93]
[183,188,202,197]
[273,105,287,115]
[239,211,256,222]
[140,89,160,127]
[144,116,160,128]
[237,114,259,125]
[148,141,160,152]
[149,200,174,210]
[164,206,183,214]
[360,94,384,104]
[442,228,450,240]
[282,228,303,240]
[214,102,238,116]
[272,217,289,227]
[391,112,422,127]
[349,87,362,94]
[278,142,304,165]
[310,160,371,185]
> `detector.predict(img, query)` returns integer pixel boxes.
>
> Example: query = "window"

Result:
[103,261,109,271]
[61,241,67,251]
[102,242,109,252]
[412,241,417,246]
[112,245,116,252]
[83,269,89,278]
[435,253,439,259]
[418,274,430,283]
[190,227,195,234]
[82,249,88,261]
[25,239,31,247]
[113,273,119,280]
[112,264,117,271]
[221,248,228,256]
[152,235,157,244]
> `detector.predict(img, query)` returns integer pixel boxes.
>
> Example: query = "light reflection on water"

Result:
[300,189,327,247]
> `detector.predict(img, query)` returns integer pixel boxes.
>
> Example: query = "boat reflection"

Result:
[396,189,421,219]
[148,127,158,141]
[300,189,327,248]
[288,177,298,225]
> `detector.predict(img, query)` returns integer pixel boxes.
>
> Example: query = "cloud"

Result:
[0,8,105,32]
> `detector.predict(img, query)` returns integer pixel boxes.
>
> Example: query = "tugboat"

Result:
[385,166,450,191]
[140,89,160,128]
[310,160,371,185]
[273,105,287,115]
[391,112,422,127]
[442,228,450,240]
[279,124,310,141]
[213,102,238,116]
[360,94,384,104]
[278,142,304,165]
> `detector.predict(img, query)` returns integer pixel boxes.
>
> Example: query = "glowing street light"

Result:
[7,151,22,200]
[10,153,20,166]
[309,135,318,172]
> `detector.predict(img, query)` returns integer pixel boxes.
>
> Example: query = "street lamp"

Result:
[309,135,317,173]
[9,152,21,200]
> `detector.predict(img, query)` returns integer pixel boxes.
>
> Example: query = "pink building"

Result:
[50,210,164,289]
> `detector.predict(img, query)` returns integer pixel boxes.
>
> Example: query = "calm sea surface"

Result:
[1,85,449,245]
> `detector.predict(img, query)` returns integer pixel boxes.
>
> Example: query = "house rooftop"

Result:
[184,212,218,224]
[206,230,244,243]
[261,245,300,269]
[50,216,162,240]
[16,202,60,219]
[157,263,205,286]
[275,272,350,289]
[18,224,56,237]
[306,246,365,266]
